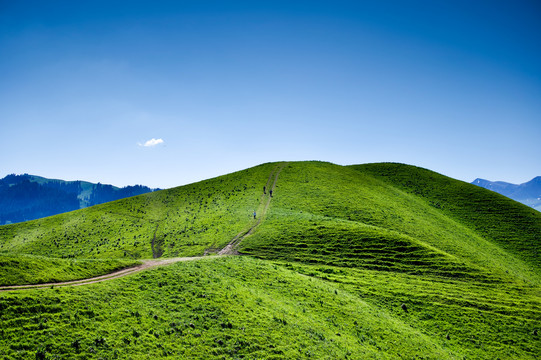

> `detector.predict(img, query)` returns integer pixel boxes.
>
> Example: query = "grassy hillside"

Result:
[289,261,540,360]
[0,253,139,286]
[0,161,539,359]
[0,163,276,260]
[352,163,541,272]
[240,162,540,284]
[237,162,540,359]
[1,257,538,359]
[0,257,464,359]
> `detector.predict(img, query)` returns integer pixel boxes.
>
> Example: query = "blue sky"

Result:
[1,0,540,188]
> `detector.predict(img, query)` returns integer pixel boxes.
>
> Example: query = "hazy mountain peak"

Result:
[471,176,541,211]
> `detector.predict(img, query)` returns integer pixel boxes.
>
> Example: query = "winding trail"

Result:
[218,162,286,255]
[0,163,287,292]
[0,257,208,291]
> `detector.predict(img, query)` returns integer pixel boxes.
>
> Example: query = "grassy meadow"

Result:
[0,253,139,286]
[0,161,539,359]
[241,162,540,283]
[0,163,276,260]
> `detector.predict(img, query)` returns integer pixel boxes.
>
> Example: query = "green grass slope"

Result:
[352,163,541,273]
[0,161,540,359]
[0,163,275,262]
[1,257,539,359]
[0,257,461,359]
[288,261,540,360]
[240,162,540,284]
[237,161,540,359]
[0,253,139,286]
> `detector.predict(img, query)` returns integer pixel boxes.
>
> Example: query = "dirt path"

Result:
[0,256,209,291]
[218,162,286,255]
[0,163,287,292]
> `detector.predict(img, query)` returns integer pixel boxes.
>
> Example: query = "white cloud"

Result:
[139,138,164,147]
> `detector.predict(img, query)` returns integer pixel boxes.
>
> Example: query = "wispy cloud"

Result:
[139,138,164,147]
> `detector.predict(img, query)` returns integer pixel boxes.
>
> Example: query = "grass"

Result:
[241,213,491,279]
[286,261,541,360]
[0,160,539,359]
[352,163,541,273]
[0,257,461,360]
[241,162,540,284]
[0,253,140,286]
[2,257,538,359]
[0,163,275,260]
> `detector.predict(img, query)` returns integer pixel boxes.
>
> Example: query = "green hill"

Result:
[0,161,539,359]
[241,162,540,283]
[0,163,275,260]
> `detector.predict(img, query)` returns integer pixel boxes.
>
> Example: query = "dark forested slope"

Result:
[0,174,156,224]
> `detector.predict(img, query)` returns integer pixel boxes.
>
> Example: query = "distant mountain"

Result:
[472,176,541,211]
[0,174,158,225]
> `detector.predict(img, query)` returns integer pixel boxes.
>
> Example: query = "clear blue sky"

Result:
[1,0,540,188]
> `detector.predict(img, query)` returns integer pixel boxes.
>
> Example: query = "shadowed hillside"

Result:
[354,163,541,274]
[0,174,156,225]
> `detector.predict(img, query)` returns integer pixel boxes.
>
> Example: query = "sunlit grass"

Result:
[0,253,139,286]
[0,161,539,359]
[0,163,275,262]
[0,257,459,359]
[241,161,540,284]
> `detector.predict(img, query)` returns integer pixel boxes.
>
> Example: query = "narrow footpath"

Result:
[218,162,286,255]
[0,257,205,291]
